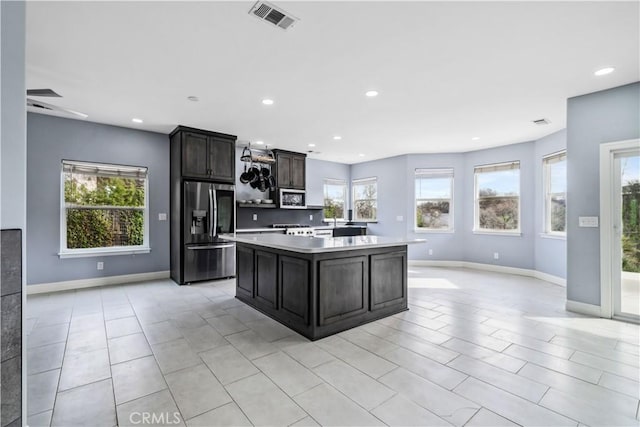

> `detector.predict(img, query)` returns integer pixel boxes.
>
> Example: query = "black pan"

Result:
[240,163,251,184]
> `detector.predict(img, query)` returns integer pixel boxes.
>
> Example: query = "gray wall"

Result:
[534,130,567,278]
[306,158,351,207]
[351,155,408,238]
[27,114,170,285]
[349,137,568,277]
[566,82,640,305]
[1,0,26,231]
[462,142,536,269]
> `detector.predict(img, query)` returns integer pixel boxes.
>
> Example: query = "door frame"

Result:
[599,138,640,319]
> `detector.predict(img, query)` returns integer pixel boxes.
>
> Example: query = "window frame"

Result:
[59,160,151,258]
[473,161,521,235]
[323,178,347,222]
[542,150,567,238]
[414,168,454,233]
[352,177,378,222]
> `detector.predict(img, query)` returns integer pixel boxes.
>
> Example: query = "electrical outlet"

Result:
[309,214,313,221]
[428,249,433,255]
[396,215,404,221]
[493,252,499,260]
[97,262,104,270]
[252,214,258,221]
[158,213,167,221]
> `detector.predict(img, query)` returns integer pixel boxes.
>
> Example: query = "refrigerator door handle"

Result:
[208,187,214,238]
[212,187,218,237]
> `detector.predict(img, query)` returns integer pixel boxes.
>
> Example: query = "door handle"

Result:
[208,188,214,237]
[212,188,218,236]
[187,244,235,250]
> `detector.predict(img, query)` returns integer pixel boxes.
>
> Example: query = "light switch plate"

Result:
[579,216,599,227]
[396,215,404,221]
[253,214,258,221]
[158,213,167,221]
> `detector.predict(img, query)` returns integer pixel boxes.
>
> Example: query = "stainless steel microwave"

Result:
[279,189,306,209]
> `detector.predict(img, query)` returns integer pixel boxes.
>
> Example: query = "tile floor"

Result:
[25,266,640,427]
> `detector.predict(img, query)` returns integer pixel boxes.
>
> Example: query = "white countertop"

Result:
[236,228,286,233]
[223,233,425,253]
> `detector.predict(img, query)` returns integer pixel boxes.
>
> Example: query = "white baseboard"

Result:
[27,270,171,295]
[408,260,566,286]
[566,299,602,317]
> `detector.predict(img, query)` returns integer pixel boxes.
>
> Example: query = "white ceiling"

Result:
[26,1,639,164]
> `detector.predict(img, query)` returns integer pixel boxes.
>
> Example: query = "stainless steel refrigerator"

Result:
[177,181,235,284]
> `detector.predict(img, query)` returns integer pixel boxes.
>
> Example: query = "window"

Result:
[474,161,520,233]
[60,160,150,257]
[543,151,567,235]
[323,179,347,220]
[352,177,377,221]
[415,168,454,231]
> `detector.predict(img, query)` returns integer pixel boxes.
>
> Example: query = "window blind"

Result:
[415,168,453,179]
[474,161,519,174]
[543,151,567,164]
[62,160,148,179]
[352,177,377,185]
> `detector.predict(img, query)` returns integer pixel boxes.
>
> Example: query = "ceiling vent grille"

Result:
[249,1,298,31]
[533,118,551,125]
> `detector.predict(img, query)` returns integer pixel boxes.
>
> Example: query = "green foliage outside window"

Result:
[65,175,145,249]
[622,180,640,272]
[324,197,344,219]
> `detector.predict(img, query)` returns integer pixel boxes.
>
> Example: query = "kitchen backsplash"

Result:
[237,207,324,229]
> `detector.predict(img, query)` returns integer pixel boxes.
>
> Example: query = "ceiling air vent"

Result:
[249,1,298,31]
[533,118,551,125]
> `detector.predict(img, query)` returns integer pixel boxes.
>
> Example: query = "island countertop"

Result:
[223,233,425,253]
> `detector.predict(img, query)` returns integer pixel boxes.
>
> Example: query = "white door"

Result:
[601,139,640,322]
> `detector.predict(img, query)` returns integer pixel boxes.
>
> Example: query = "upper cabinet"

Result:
[170,126,236,183]
[273,149,306,190]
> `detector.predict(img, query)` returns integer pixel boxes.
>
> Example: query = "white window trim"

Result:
[323,178,347,221]
[542,150,567,237]
[352,177,378,222]
[414,168,454,233]
[59,161,150,258]
[473,161,521,234]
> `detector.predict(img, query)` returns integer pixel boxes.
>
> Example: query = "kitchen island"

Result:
[224,234,424,340]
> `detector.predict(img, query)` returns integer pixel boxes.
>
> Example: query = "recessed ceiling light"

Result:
[358,153,365,157]
[132,118,143,124]
[308,143,316,147]
[262,99,274,105]
[365,90,379,97]
[594,67,615,76]
[255,140,264,145]
[472,136,480,141]
[187,96,199,102]
[333,136,342,140]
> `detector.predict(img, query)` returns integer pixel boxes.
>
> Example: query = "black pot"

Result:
[240,164,252,184]
[261,166,270,178]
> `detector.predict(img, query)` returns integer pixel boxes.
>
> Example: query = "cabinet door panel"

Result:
[182,133,209,178]
[209,137,235,183]
[276,153,292,188]
[279,256,310,324]
[236,246,255,299]
[318,256,368,325]
[255,250,278,309]
[291,155,306,189]
[370,251,406,310]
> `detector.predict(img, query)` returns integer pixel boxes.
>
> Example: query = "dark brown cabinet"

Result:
[171,126,236,183]
[255,250,278,309]
[273,149,306,189]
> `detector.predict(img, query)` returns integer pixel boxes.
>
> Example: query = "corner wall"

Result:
[566,82,640,306]
[0,2,26,425]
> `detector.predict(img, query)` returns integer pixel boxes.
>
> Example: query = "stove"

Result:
[272,223,314,236]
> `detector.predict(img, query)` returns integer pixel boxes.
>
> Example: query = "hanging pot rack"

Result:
[241,143,276,164]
